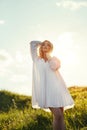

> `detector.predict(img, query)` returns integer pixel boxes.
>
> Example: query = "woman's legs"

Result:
[49,107,66,130]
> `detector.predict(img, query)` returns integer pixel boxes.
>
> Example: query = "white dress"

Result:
[30,41,74,110]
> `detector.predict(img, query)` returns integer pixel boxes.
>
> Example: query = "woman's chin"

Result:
[43,51,48,53]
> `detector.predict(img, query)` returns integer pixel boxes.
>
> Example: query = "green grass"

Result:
[0,86,87,130]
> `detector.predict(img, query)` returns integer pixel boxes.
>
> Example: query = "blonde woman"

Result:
[29,40,74,130]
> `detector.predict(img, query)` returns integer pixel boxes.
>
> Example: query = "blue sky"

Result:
[0,0,87,95]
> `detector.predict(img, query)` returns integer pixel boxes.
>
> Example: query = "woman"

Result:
[29,40,74,130]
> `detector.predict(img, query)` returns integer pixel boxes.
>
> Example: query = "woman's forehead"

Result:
[42,42,50,46]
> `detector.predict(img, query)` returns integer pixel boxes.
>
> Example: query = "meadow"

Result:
[0,86,87,130]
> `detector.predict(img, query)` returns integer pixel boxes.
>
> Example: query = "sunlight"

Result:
[52,32,77,66]
[36,32,77,66]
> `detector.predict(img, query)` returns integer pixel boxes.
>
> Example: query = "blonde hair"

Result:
[39,40,53,58]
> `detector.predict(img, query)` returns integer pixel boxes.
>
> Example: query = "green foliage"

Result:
[65,87,87,130]
[0,87,87,130]
[0,90,31,112]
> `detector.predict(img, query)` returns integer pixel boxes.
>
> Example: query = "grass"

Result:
[0,86,87,130]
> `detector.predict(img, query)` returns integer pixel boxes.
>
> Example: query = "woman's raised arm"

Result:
[29,41,41,61]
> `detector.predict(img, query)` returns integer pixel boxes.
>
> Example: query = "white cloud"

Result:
[0,49,32,73]
[56,1,87,10]
[0,20,5,24]
[15,50,25,63]
[14,50,32,69]
[0,50,14,78]
[0,50,13,67]
[0,49,31,78]
[0,68,12,77]
[0,49,31,75]
[10,74,29,83]
[0,49,32,95]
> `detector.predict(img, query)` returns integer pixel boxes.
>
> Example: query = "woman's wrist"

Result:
[30,41,41,45]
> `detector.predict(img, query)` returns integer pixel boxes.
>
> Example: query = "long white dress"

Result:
[30,41,74,110]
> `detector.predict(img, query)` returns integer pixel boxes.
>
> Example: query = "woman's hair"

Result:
[39,40,53,58]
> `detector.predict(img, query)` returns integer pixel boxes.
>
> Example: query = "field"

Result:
[0,86,87,130]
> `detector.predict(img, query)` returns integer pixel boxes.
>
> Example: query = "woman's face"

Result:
[41,42,51,53]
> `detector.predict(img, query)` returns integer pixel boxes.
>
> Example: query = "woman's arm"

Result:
[29,41,41,61]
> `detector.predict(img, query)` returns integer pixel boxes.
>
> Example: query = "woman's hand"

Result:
[46,53,52,60]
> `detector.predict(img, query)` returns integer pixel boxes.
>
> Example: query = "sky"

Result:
[0,0,87,96]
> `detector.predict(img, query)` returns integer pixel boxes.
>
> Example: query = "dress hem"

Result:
[32,103,75,111]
